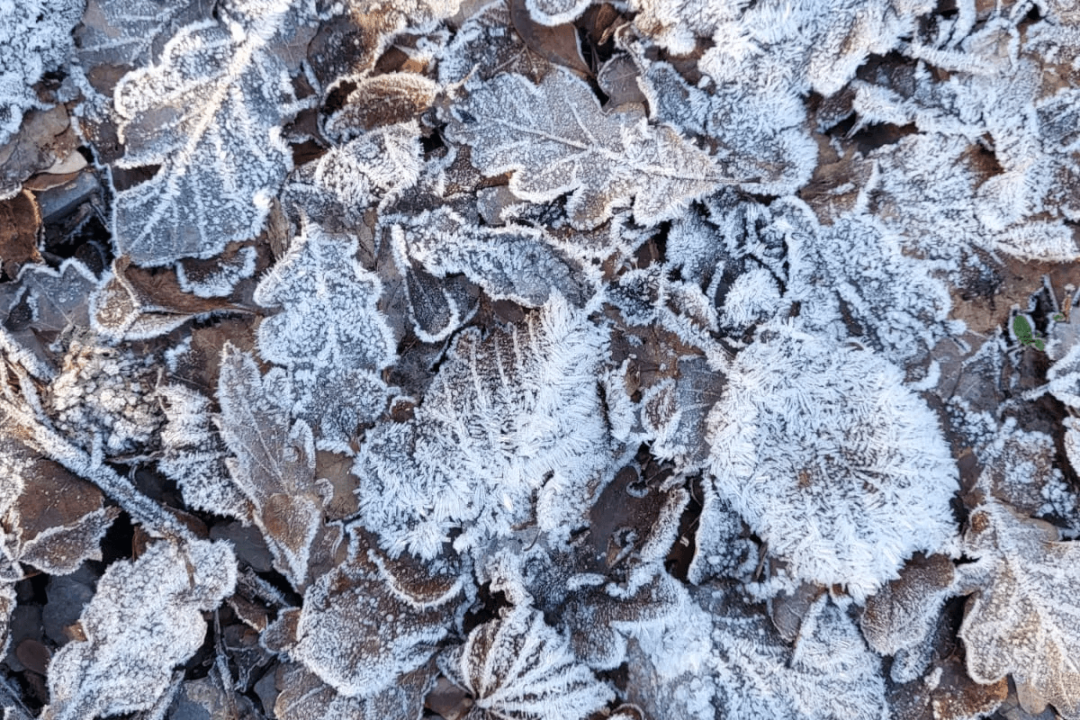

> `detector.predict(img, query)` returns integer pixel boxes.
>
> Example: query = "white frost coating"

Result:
[0,0,82,146]
[958,500,1080,719]
[630,0,929,94]
[353,296,615,559]
[706,324,958,600]
[288,547,455,699]
[41,539,236,720]
[109,0,309,265]
[158,383,250,520]
[390,207,584,308]
[439,606,615,720]
[255,222,396,449]
[712,596,888,720]
[779,199,955,367]
[640,59,817,197]
[444,68,721,230]
[217,346,323,588]
[524,0,592,25]
[286,123,424,227]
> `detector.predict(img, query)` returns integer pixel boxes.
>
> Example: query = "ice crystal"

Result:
[353,296,615,559]
[0,0,82,147]
[41,539,236,720]
[706,324,958,600]
[439,605,615,720]
[272,537,458,699]
[217,346,325,588]
[390,207,585,308]
[444,68,721,230]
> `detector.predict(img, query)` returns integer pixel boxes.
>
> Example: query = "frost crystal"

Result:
[254,222,396,449]
[445,68,721,230]
[354,296,615,559]
[706,324,958,600]
[439,606,615,720]
[41,539,236,720]
[278,538,458,699]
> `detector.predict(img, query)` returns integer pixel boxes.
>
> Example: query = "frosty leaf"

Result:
[523,0,591,26]
[706,324,958,600]
[108,1,311,265]
[390,207,585,307]
[176,244,258,298]
[0,258,97,378]
[860,554,955,660]
[439,606,615,720]
[158,383,250,520]
[90,256,240,342]
[444,68,721,230]
[0,432,119,575]
[641,357,725,470]
[957,500,1080,718]
[269,537,457,699]
[254,222,396,448]
[660,590,887,720]
[274,661,435,720]
[283,123,423,233]
[324,73,439,142]
[437,1,553,85]
[41,539,236,720]
[640,60,817,196]
[45,341,165,457]
[217,346,323,588]
[779,200,955,367]
[73,0,210,69]
[353,296,616,559]
[0,0,82,146]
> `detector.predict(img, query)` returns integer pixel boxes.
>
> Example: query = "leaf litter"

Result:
[2,0,1080,719]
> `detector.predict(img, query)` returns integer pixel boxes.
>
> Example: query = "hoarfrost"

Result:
[41,539,236,720]
[254,222,396,449]
[439,605,615,720]
[105,0,311,265]
[217,346,325,588]
[353,296,615,559]
[444,68,721,230]
[957,500,1080,719]
[706,324,958,600]
[0,0,82,147]
[270,536,458,699]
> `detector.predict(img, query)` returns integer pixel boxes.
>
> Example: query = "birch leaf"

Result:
[40,539,236,720]
[217,345,323,588]
[108,0,310,265]
[706,324,958,601]
[439,606,615,720]
[958,500,1080,719]
[444,68,721,230]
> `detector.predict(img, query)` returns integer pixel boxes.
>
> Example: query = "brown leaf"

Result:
[890,655,1007,720]
[510,0,590,76]
[325,73,439,140]
[92,256,246,341]
[598,55,646,110]
[861,553,955,657]
[0,105,79,198]
[0,190,42,279]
